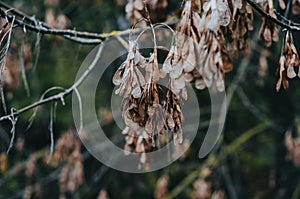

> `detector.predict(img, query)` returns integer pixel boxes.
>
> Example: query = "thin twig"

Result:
[48,102,55,158]
[32,26,41,71]
[7,108,18,153]
[20,37,30,96]
[74,88,83,134]
[26,87,65,131]
[244,0,300,31]
[0,42,105,122]
[283,0,292,18]
[0,8,106,40]
[221,164,238,199]
[274,9,300,26]
[0,2,178,44]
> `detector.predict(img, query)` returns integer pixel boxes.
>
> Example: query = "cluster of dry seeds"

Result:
[258,0,278,47]
[113,0,235,164]
[160,0,202,99]
[225,0,254,53]
[193,0,233,91]
[114,0,249,164]
[113,0,300,164]
[113,39,184,163]
[162,0,233,99]
[276,31,300,91]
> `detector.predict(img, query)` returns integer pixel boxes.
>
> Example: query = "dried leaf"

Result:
[170,61,183,79]
[287,65,297,79]
[134,0,144,10]
[195,78,206,90]
[132,86,142,98]
[173,76,185,90]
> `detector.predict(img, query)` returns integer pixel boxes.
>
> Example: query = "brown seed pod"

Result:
[225,0,253,54]
[258,1,278,47]
[125,0,168,27]
[276,31,300,91]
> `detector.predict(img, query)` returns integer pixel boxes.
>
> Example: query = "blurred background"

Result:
[0,0,300,198]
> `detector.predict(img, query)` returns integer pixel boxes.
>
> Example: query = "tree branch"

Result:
[0,1,177,44]
[0,0,298,46]
[274,9,300,26]
[244,0,300,32]
[0,7,106,43]
[163,122,269,199]
[0,41,105,122]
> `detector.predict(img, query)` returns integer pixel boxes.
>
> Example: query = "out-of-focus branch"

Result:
[236,86,284,131]
[222,123,267,156]
[244,0,300,31]
[163,123,269,199]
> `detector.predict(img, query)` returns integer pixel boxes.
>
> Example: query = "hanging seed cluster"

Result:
[258,0,278,47]
[113,40,184,163]
[225,0,254,53]
[160,0,202,99]
[113,0,235,164]
[161,0,233,99]
[276,31,300,91]
[113,0,300,164]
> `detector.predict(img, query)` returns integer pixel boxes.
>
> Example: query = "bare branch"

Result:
[48,102,55,158]
[26,87,65,131]
[0,7,106,41]
[0,1,178,45]
[73,88,83,134]
[0,42,105,123]
[244,0,300,31]
[7,108,18,153]
[20,37,30,96]
[274,9,300,26]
